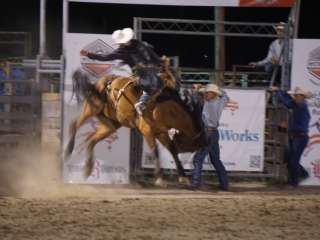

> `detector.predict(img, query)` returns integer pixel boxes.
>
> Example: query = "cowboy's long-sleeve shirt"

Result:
[277,90,311,134]
[202,90,229,128]
[257,39,283,67]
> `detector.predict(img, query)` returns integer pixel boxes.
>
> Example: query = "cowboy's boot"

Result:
[134,101,147,115]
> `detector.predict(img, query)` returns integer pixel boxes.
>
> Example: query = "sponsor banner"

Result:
[69,0,294,7]
[142,89,266,172]
[63,33,131,184]
[239,0,295,7]
[291,39,320,185]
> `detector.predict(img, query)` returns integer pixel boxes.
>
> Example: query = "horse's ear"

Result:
[161,55,170,68]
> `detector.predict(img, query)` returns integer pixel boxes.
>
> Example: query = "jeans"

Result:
[286,134,309,186]
[191,129,228,189]
[138,91,151,104]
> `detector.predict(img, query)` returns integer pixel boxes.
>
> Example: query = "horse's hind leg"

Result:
[64,101,100,160]
[84,117,120,178]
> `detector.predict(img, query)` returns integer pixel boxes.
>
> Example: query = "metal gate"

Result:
[0,61,40,154]
[130,17,291,181]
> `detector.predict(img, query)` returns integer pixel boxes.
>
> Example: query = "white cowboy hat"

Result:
[112,27,134,44]
[203,83,222,96]
[273,22,285,31]
[287,86,312,98]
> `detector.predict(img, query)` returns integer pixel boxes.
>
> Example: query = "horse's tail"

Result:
[72,68,102,104]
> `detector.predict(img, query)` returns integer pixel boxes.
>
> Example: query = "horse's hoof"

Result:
[83,165,93,179]
[178,176,191,185]
[64,150,71,161]
[155,178,167,188]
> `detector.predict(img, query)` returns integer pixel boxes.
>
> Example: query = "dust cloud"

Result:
[0,140,126,199]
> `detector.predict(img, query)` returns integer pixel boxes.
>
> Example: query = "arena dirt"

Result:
[0,146,320,240]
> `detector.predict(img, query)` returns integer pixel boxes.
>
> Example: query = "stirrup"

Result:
[134,102,146,115]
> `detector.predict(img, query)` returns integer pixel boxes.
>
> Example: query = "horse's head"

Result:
[159,56,179,90]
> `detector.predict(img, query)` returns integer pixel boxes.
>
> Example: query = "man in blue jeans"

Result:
[190,84,229,191]
[272,86,311,187]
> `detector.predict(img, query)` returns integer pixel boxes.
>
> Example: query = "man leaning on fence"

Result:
[249,22,285,86]
[271,86,311,188]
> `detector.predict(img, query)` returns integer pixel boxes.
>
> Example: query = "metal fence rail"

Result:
[0,62,40,148]
[0,32,32,58]
[135,18,279,38]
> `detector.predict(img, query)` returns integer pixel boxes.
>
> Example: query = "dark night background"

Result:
[0,0,318,69]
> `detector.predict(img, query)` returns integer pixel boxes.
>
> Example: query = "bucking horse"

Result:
[64,60,206,187]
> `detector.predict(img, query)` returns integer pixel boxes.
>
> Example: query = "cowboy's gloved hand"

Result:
[192,84,203,90]
[271,57,278,65]
[80,50,89,56]
[248,62,257,68]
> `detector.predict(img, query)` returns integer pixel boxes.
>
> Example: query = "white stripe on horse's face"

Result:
[168,128,180,140]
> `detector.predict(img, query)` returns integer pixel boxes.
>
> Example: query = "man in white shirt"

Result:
[190,84,229,191]
[249,22,285,86]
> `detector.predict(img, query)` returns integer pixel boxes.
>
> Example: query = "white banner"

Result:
[142,89,266,172]
[68,0,239,7]
[291,39,320,186]
[68,0,295,7]
[63,33,131,184]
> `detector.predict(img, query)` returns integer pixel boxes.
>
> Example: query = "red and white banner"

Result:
[68,0,294,7]
[63,33,131,184]
[239,0,295,7]
[291,39,320,186]
[142,89,266,172]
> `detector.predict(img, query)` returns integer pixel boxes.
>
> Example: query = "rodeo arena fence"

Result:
[2,0,320,185]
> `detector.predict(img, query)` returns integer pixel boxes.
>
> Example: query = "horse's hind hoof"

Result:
[178,176,191,185]
[155,178,168,188]
[64,140,75,161]
[63,152,71,162]
[83,164,94,179]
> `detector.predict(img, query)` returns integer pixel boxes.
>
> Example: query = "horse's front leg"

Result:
[158,134,190,185]
[168,145,191,185]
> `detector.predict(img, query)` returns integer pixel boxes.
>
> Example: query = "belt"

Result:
[289,132,308,138]
[205,127,218,131]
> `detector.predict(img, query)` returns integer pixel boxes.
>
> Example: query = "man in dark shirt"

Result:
[80,27,163,115]
[272,86,311,187]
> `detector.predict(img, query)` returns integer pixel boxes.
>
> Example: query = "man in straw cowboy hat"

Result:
[190,83,229,191]
[271,86,312,187]
[80,27,163,115]
[249,22,286,86]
